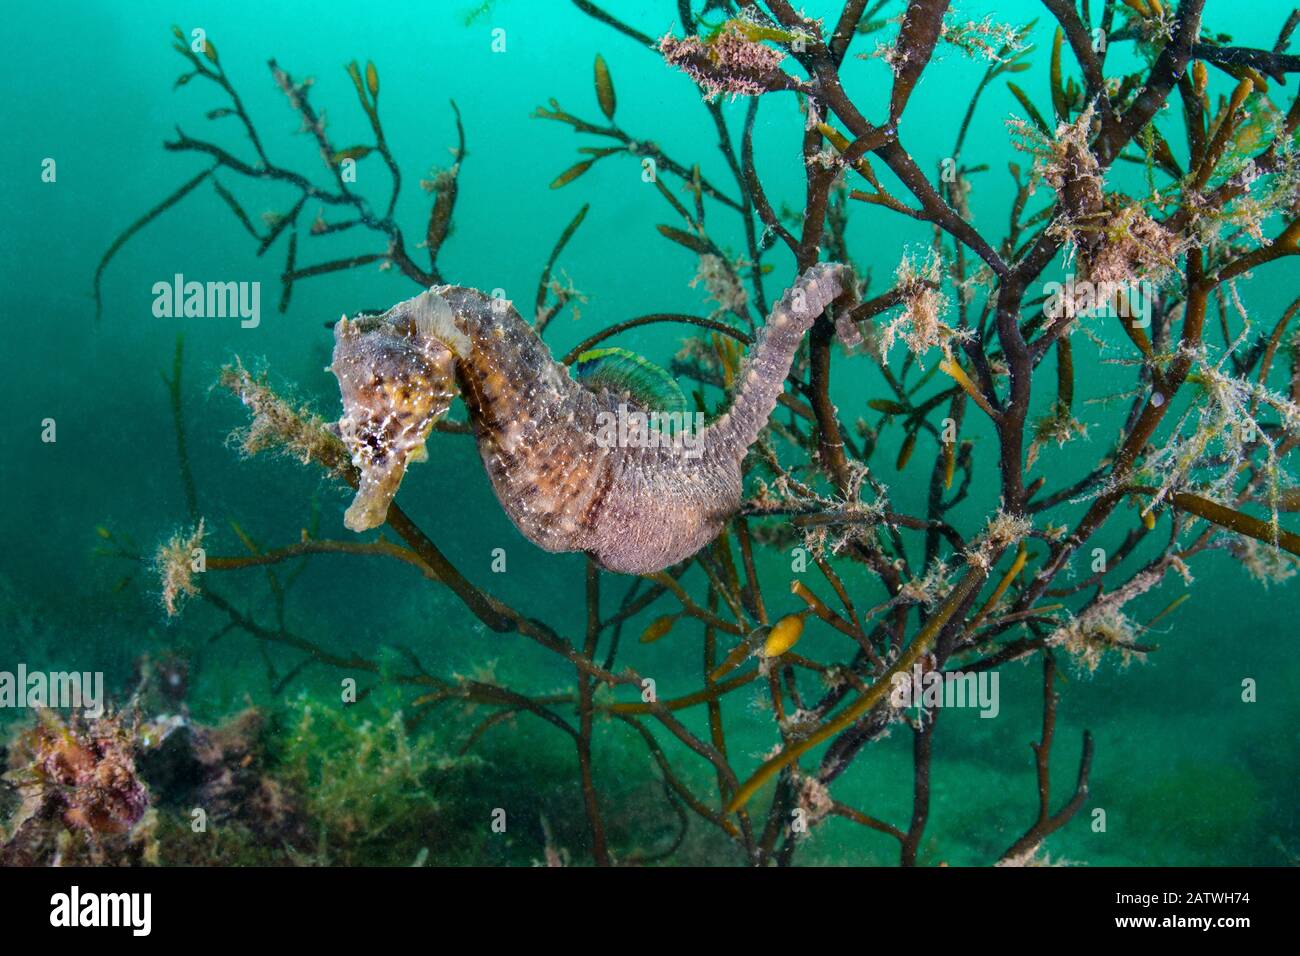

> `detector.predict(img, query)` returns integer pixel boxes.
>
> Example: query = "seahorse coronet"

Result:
[331,262,853,573]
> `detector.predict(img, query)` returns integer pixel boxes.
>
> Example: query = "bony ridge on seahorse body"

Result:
[329,262,854,575]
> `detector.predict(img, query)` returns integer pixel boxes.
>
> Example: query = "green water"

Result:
[1,0,1296,866]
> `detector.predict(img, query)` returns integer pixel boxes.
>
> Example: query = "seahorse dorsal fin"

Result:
[574,347,687,415]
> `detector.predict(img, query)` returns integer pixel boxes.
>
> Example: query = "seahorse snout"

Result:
[331,312,457,531]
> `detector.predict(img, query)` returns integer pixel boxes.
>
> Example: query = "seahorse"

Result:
[329,262,852,574]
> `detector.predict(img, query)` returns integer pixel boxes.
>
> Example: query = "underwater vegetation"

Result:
[62,0,1300,867]
[0,688,477,866]
[1,708,150,864]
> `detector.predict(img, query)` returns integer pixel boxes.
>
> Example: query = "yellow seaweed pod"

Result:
[896,431,917,470]
[868,398,908,414]
[594,54,616,120]
[639,614,677,644]
[763,613,806,658]
[709,640,753,681]
[551,159,595,189]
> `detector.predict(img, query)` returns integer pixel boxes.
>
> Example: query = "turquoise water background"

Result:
[1,0,1297,865]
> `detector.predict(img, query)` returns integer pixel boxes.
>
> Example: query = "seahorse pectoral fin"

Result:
[574,347,688,415]
[330,312,457,532]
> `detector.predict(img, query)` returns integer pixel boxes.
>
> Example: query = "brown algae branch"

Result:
[611,713,742,839]
[94,168,212,321]
[999,653,1094,865]
[605,669,761,715]
[198,587,438,691]
[967,542,1029,632]
[579,561,612,865]
[831,800,907,843]
[646,572,743,635]
[1130,487,1300,556]
[162,337,200,521]
[1010,256,1214,618]
[725,565,988,813]
[205,534,440,580]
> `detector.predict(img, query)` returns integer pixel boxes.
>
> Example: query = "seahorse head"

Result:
[330,291,466,531]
